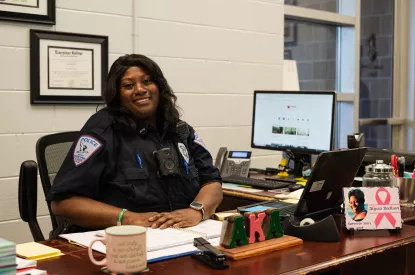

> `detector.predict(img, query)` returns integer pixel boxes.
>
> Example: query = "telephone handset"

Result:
[215,147,251,177]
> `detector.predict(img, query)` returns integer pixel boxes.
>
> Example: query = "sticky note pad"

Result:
[16,242,63,260]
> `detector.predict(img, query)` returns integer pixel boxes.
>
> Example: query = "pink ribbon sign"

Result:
[374,187,396,228]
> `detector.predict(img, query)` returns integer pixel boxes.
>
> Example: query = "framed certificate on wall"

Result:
[30,29,108,104]
[0,0,55,25]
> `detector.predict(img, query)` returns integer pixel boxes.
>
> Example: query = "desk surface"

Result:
[38,225,415,275]
[221,175,415,225]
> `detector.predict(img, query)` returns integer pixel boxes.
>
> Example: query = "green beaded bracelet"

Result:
[117,209,127,226]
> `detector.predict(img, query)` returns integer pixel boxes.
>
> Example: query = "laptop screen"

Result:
[294,148,367,218]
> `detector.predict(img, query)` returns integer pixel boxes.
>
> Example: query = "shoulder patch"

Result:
[193,132,208,150]
[178,142,190,163]
[73,135,102,167]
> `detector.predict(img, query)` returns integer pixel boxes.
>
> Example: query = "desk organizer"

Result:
[283,215,340,242]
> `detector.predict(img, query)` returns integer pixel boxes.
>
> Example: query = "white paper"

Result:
[16,257,36,270]
[17,269,46,275]
[0,0,47,15]
[48,47,94,90]
[274,188,304,200]
[147,238,220,262]
[0,0,38,7]
[60,230,106,254]
[222,183,264,193]
[39,39,102,97]
[60,220,223,256]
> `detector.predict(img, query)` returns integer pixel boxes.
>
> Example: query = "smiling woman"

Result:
[46,54,223,236]
[348,188,367,222]
[104,54,179,127]
[119,67,160,127]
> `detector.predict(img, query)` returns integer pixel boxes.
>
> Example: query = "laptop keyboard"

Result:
[278,205,296,217]
[222,176,290,190]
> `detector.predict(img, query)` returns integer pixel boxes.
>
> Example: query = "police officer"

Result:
[48,54,223,234]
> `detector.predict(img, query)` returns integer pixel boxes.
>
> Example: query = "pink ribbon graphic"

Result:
[374,188,396,228]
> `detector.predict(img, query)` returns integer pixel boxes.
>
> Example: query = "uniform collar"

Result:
[107,107,175,135]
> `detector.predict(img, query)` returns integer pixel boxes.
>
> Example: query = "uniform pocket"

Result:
[178,164,200,203]
[111,167,149,182]
[108,168,149,201]
[188,165,199,180]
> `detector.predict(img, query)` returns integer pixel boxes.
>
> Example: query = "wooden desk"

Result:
[39,225,415,275]
[218,186,415,226]
[216,189,275,212]
[217,173,295,212]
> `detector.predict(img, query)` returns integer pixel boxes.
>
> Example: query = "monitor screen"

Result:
[251,91,336,154]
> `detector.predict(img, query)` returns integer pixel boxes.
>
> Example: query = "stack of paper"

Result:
[15,257,46,274]
[0,238,16,275]
[60,219,224,262]
[16,268,47,275]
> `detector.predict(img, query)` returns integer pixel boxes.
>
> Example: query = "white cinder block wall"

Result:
[0,0,284,243]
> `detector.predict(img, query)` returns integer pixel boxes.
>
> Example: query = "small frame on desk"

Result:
[0,0,55,25]
[30,29,108,104]
[343,187,402,233]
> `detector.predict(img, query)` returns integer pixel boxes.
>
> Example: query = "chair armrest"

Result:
[18,160,45,241]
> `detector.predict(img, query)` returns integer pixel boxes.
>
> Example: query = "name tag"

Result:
[343,187,402,230]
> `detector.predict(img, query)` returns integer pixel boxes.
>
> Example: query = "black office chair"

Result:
[19,160,44,241]
[18,131,79,241]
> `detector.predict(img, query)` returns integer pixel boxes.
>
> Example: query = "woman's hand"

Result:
[123,211,159,227]
[148,208,202,229]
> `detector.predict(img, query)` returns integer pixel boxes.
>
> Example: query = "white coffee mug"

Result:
[88,225,147,273]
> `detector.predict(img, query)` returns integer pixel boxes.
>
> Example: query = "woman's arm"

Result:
[148,182,223,229]
[52,196,157,229]
[193,182,223,218]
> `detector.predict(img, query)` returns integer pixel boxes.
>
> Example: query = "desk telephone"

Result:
[214,147,251,177]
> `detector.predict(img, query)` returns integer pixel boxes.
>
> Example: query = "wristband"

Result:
[117,209,127,226]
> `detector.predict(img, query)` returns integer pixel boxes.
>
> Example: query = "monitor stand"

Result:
[264,152,312,183]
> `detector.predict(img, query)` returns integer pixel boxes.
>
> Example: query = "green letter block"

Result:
[265,209,284,240]
[228,216,248,248]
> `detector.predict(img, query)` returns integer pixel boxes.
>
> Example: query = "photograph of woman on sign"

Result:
[348,188,368,221]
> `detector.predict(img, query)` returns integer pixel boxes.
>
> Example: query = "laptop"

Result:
[237,147,367,221]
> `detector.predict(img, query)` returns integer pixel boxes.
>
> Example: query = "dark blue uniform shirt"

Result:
[47,108,222,213]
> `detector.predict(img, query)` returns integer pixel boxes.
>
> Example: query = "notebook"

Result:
[60,219,223,259]
[16,242,63,261]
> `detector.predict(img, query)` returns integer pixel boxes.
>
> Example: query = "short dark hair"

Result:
[348,188,365,212]
[104,54,180,126]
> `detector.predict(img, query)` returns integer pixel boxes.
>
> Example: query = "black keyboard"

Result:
[278,205,296,217]
[222,176,290,190]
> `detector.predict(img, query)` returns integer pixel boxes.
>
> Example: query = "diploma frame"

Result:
[30,29,108,104]
[0,0,55,25]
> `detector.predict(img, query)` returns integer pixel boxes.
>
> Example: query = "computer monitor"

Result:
[251,91,336,177]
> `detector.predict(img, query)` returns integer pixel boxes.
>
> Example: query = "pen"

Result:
[136,153,143,168]
[391,154,398,176]
[398,157,405,177]
[183,159,188,175]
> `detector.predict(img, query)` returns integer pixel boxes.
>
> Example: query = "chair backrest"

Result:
[36,131,79,231]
